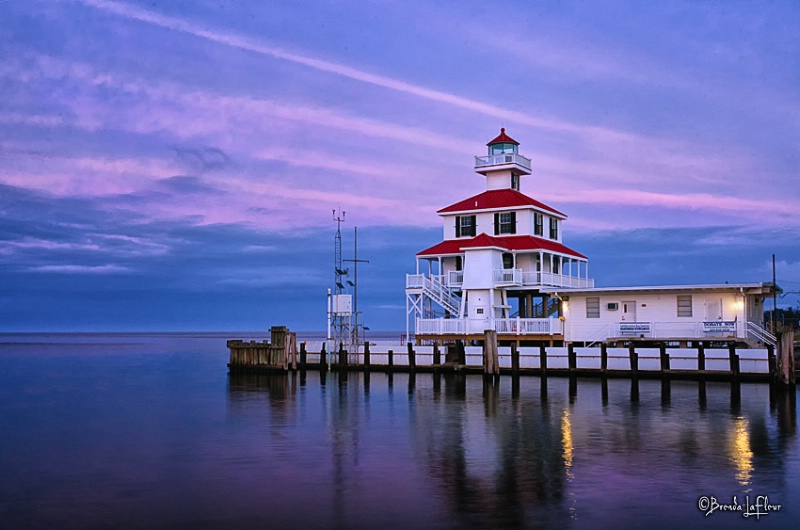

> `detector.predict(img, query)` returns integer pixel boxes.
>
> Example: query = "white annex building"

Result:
[406,129,777,347]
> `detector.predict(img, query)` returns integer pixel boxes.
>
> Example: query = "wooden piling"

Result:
[659,343,670,373]
[775,328,796,387]
[338,343,347,369]
[433,343,441,367]
[567,343,576,373]
[320,342,328,373]
[540,344,548,376]
[483,329,499,376]
[364,341,371,372]
[300,341,307,370]
[511,343,520,376]
[728,343,740,378]
[697,343,706,372]
[600,343,608,374]
[407,342,416,372]
[629,344,639,376]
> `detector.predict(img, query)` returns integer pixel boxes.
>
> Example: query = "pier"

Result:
[228,327,796,384]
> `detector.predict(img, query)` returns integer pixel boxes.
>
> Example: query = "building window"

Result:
[502,253,513,269]
[549,218,558,240]
[586,297,600,318]
[455,256,462,271]
[494,212,516,235]
[511,173,519,191]
[553,257,560,274]
[677,295,692,317]
[534,212,543,236]
[455,215,476,237]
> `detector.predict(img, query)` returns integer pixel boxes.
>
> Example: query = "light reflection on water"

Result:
[0,333,797,529]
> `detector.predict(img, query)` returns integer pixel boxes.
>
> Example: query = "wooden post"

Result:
[320,342,328,373]
[600,343,608,374]
[364,341,371,372]
[540,344,548,376]
[388,349,394,372]
[433,343,441,367]
[287,332,297,371]
[483,329,499,376]
[659,343,669,373]
[567,343,576,373]
[698,343,706,372]
[300,341,307,370]
[728,343,740,378]
[767,343,776,377]
[338,343,347,369]
[775,328,796,387]
[407,342,416,372]
[629,344,638,377]
[458,340,466,365]
[511,343,520,376]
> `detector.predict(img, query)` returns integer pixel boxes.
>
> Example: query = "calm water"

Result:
[0,333,797,529]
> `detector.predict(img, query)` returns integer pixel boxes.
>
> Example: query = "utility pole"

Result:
[344,226,369,347]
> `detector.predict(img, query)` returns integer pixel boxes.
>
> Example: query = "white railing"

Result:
[598,321,744,341]
[474,153,532,170]
[747,321,777,347]
[447,270,464,287]
[495,317,562,335]
[416,318,466,335]
[493,268,522,285]
[406,274,460,315]
[520,270,595,288]
[416,317,562,336]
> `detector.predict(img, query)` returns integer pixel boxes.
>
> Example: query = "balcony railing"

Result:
[409,271,594,291]
[415,317,562,336]
[474,153,532,171]
[571,321,747,342]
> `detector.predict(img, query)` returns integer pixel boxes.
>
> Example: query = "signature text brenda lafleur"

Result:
[698,495,782,519]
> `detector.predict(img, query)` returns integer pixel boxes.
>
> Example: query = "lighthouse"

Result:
[405,129,593,344]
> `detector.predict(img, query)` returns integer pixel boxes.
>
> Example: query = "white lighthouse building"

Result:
[406,130,777,348]
[406,128,592,343]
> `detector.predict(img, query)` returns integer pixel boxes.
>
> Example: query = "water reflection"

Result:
[226,373,798,529]
[730,417,753,486]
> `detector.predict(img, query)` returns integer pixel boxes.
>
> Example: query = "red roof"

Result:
[417,234,587,259]
[438,189,566,218]
[487,127,519,145]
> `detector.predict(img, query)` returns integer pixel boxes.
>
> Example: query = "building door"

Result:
[704,298,723,320]
[621,301,636,321]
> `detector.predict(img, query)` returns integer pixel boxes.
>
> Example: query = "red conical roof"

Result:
[487,127,519,146]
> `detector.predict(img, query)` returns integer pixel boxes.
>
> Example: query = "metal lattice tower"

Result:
[330,209,350,351]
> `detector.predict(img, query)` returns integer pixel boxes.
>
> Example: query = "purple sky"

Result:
[1,0,799,331]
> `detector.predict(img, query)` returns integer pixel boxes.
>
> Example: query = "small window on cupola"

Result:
[511,173,519,190]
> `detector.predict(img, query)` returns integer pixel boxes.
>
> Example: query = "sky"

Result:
[1,0,799,332]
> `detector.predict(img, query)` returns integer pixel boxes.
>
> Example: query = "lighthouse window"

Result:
[549,218,558,240]
[495,212,516,235]
[490,143,516,155]
[511,173,520,190]
[455,215,476,237]
[534,212,543,236]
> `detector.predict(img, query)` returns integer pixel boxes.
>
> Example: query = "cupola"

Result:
[474,128,532,191]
